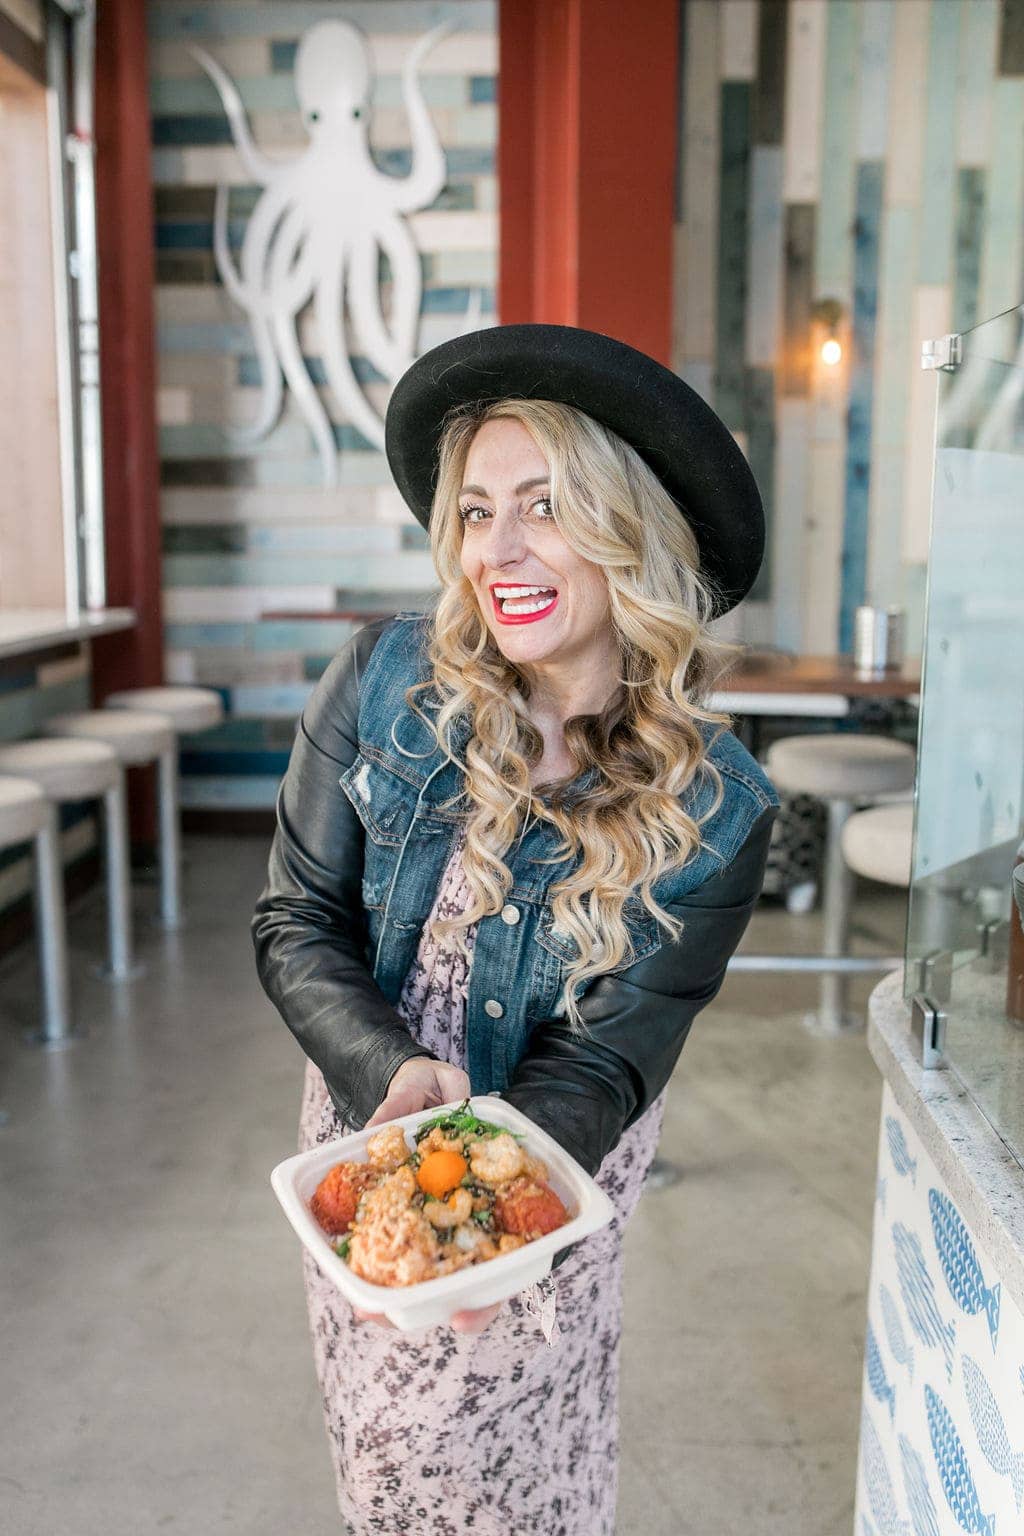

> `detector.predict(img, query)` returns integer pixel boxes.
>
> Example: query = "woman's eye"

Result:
[531,497,555,519]
[459,504,490,525]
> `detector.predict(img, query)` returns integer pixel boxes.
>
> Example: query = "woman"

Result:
[253,324,779,1536]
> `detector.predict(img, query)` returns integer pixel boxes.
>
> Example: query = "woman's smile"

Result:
[489,583,560,624]
[458,418,614,676]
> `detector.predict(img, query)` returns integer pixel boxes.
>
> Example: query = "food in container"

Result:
[271,1096,616,1330]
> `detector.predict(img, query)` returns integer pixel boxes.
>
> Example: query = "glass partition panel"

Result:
[906,302,1024,1165]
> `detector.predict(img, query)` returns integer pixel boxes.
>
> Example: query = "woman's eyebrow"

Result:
[458,476,550,497]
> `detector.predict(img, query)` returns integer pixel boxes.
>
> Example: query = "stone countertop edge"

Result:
[868,968,1024,1315]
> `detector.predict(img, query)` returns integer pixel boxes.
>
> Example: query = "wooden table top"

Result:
[718,652,921,698]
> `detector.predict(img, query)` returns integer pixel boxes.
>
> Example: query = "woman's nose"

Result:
[480,508,527,566]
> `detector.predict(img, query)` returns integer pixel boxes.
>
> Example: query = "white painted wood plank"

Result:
[773,399,811,653]
[902,284,951,565]
[955,0,1000,168]
[680,0,721,364]
[802,441,845,654]
[163,585,339,623]
[720,0,758,80]
[978,81,1024,321]
[783,0,828,202]
[856,0,894,160]
[884,0,930,207]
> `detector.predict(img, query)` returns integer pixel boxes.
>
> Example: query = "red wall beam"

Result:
[92,0,163,702]
[498,0,679,364]
[92,0,163,845]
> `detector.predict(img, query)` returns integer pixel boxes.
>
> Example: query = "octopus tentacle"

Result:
[191,46,288,187]
[391,22,454,213]
[347,224,416,385]
[273,304,338,487]
[316,250,386,454]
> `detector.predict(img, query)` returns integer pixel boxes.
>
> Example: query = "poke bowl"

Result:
[271,1096,616,1330]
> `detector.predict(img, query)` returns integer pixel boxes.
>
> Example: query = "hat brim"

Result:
[384,324,764,616]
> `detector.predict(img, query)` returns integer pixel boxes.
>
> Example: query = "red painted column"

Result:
[91,0,163,702]
[498,0,679,364]
[92,0,163,844]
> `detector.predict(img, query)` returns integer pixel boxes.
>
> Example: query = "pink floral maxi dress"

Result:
[298,831,668,1536]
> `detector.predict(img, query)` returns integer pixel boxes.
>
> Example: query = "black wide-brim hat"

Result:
[385,323,764,616]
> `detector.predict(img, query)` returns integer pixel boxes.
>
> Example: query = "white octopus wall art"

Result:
[192,18,479,487]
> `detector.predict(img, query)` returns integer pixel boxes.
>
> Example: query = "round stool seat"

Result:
[41,710,175,766]
[766,734,915,799]
[0,737,120,800]
[104,686,223,733]
[841,802,914,887]
[0,775,49,845]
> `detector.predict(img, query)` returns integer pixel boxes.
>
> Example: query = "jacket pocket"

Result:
[535,895,663,970]
[338,752,414,849]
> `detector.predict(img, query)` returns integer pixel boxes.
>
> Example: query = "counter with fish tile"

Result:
[854,970,1024,1535]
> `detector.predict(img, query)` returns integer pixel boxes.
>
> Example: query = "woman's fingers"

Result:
[448,1301,504,1334]
[351,1305,395,1328]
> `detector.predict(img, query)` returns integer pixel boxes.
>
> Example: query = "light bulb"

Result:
[821,337,842,367]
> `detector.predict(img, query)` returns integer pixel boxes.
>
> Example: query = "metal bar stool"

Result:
[0,777,72,1044]
[730,734,916,1033]
[103,688,225,921]
[0,738,133,980]
[40,711,180,928]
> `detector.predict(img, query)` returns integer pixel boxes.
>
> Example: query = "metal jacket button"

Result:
[484,999,504,1019]
[500,904,520,925]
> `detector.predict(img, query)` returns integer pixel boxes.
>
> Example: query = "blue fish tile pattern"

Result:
[898,1432,941,1536]
[881,1284,915,1382]
[892,1222,957,1381]
[887,1116,918,1187]
[878,1176,888,1211]
[861,1407,911,1536]
[857,1088,1024,1536]
[925,1385,997,1536]
[930,1190,1001,1351]
[867,1318,897,1422]
[962,1355,1024,1513]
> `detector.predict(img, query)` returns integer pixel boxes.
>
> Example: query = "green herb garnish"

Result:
[413,1098,526,1145]
[335,1236,351,1260]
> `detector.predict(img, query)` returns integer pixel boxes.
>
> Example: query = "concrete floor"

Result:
[0,836,905,1536]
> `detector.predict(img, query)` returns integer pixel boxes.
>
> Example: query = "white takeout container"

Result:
[270,1097,615,1331]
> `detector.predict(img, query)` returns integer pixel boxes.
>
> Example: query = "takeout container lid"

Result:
[270,1096,616,1331]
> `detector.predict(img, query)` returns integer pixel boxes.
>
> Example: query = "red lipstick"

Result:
[489,586,559,626]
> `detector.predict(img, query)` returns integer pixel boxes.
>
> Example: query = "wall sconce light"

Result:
[811,297,844,367]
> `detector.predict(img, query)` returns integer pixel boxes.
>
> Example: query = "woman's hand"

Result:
[364,1055,471,1129]
[358,1060,502,1333]
[351,1300,505,1333]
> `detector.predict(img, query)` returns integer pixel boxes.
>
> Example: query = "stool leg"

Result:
[818,797,855,1031]
[103,772,135,978]
[156,745,182,928]
[31,809,72,1044]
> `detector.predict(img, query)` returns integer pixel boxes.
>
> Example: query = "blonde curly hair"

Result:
[407,397,741,1033]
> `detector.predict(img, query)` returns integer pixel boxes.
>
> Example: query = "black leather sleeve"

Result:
[251,620,438,1127]
[499,803,777,1267]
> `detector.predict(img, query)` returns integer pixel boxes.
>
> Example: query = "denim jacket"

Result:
[253,613,779,1177]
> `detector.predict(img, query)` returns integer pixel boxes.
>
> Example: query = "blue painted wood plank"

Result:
[178,774,283,809]
[953,167,985,333]
[180,748,291,777]
[839,161,883,653]
[745,146,784,367]
[919,0,959,285]
[856,0,893,159]
[815,0,859,305]
[238,352,386,387]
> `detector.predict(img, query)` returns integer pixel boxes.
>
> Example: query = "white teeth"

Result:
[500,594,557,616]
[492,585,555,598]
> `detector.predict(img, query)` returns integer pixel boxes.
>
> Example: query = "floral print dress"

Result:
[298,830,668,1536]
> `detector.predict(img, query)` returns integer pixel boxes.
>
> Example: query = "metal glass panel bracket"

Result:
[910,993,948,1071]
